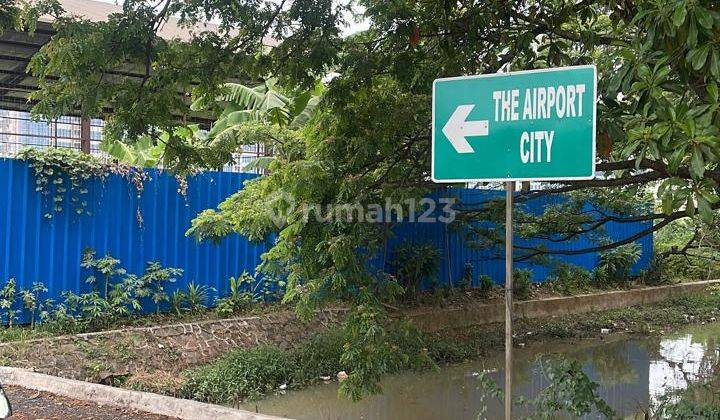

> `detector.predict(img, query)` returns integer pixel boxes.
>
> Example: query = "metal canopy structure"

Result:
[0,5,218,125]
[0,23,53,114]
[0,0,268,171]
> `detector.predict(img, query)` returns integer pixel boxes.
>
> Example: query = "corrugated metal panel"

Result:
[384,188,653,286]
[0,158,653,323]
[0,158,271,314]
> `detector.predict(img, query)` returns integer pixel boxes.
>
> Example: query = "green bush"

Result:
[290,330,344,386]
[182,345,292,403]
[392,243,440,300]
[172,282,213,314]
[460,263,473,290]
[549,263,591,295]
[182,330,347,403]
[181,322,434,404]
[513,269,532,300]
[215,274,253,317]
[478,275,493,297]
[594,242,642,286]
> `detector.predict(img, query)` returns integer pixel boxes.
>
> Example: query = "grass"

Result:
[0,326,53,343]
[180,331,346,404]
[0,300,290,343]
[177,291,720,405]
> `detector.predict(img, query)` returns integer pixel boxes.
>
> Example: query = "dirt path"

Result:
[4,385,176,419]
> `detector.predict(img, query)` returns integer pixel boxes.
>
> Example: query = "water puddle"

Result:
[242,322,720,419]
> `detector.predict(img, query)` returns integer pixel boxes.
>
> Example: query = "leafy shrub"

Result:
[20,282,48,328]
[173,282,213,314]
[138,261,183,314]
[62,290,112,328]
[460,263,473,290]
[182,345,292,403]
[215,274,253,317]
[170,290,185,315]
[594,242,642,286]
[392,243,440,300]
[40,303,79,334]
[290,330,344,386]
[81,248,126,299]
[478,274,493,297]
[549,263,591,295]
[513,269,532,300]
[0,279,17,327]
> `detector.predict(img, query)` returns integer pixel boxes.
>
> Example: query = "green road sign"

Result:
[432,65,596,182]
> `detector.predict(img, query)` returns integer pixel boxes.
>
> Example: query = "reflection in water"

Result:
[649,328,720,409]
[243,323,720,420]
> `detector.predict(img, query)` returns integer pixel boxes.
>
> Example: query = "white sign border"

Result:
[431,64,597,183]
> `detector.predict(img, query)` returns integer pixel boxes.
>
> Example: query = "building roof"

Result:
[0,0,258,123]
[45,0,220,41]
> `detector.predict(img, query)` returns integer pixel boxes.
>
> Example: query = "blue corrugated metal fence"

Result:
[384,189,653,287]
[0,158,270,308]
[0,158,653,320]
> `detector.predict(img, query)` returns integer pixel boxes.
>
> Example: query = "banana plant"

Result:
[102,80,322,171]
[193,79,323,128]
[193,79,323,145]
[100,125,204,169]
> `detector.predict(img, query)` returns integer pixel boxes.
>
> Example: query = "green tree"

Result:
[18,0,720,398]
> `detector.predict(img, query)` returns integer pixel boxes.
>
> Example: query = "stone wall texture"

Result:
[0,309,346,382]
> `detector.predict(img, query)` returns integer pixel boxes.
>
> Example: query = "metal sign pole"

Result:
[504,180,514,419]
[430,65,597,418]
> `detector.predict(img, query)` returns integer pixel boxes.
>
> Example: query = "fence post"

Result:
[80,117,91,154]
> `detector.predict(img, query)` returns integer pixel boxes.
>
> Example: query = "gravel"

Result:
[3,385,177,419]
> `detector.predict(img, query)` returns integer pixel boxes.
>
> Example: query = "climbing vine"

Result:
[17,147,148,223]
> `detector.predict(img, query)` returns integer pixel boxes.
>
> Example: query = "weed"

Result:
[549,263,591,295]
[513,269,532,300]
[460,263,473,290]
[594,242,641,286]
[182,345,292,403]
[392,243,440,300]
[0,279,17,327]
[138,262,183,314]
[478,274,493,297]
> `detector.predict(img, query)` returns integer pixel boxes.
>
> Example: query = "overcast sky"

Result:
[90,0,370,36]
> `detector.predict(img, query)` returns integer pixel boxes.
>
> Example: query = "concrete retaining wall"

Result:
[408,280,720,332]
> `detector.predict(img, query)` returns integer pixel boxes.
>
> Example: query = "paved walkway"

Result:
[4,385,176,419]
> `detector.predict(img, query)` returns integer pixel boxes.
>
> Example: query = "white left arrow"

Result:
[442,104,489,154]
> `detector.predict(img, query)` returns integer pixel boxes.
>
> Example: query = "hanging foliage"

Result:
[17,147,148,222]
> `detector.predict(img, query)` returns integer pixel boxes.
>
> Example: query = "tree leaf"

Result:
[695,7,713,29]
[712,50,720,78]
[686,196,696,216]
[697,195,713,223]
[686,19,698,48]
[708,82,719,102]
[661,194,674,215]
[672,4,687,27]
[691,146,705,179]
[692,45,709,70]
